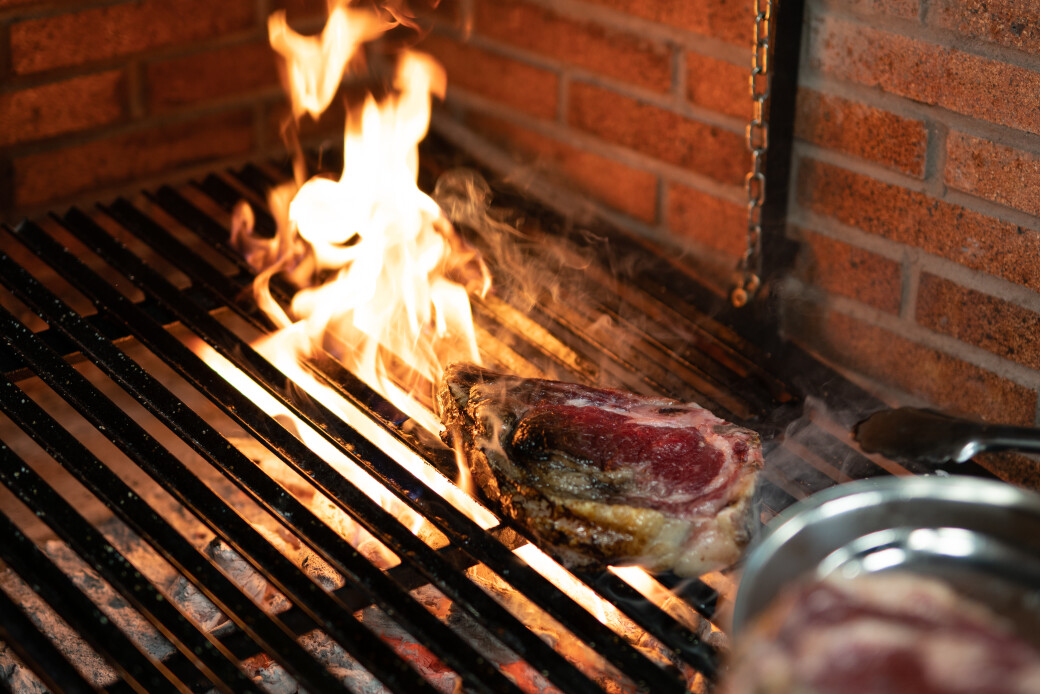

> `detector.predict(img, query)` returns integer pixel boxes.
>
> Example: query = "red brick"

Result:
[945,131,1040,217]
[916,273,1040,371]
[667,183,745,258]
[10,0,256,75]
[785,305,1037,425]
[146,41,279,113]
[810,16,1040,136]
[422,34,558,121]
[568,82,747,185]
[0,70,127,147]
[473,0,672,93]
[467,113,659,223]
[579,0,753,46]
[13,110,254,207]
[797,158,1040,292]
[793,229,902,313]
[929,0,1040,53]
[686,53,750,120]
[841,0,919,19]
[795,88,927,178]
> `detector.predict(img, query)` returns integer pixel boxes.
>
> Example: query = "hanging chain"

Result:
[731,0,773,307]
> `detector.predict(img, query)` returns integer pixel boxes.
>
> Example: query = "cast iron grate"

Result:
[0,152,995,693]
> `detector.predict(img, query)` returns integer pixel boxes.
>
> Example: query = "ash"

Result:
[0,515,710,693]
[0,429,711,694]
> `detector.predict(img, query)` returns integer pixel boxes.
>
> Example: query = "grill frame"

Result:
[0,151,998,694]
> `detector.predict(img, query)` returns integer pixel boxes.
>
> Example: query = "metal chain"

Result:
[731,0,773,307]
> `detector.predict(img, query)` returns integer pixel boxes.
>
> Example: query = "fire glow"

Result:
[233,0,489,437]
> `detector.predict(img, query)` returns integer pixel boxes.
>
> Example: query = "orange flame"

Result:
[236,1,489,435]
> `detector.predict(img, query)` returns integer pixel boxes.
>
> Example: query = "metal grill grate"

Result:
[0,153,995,693]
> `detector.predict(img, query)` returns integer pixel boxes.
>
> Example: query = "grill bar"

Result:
[0,428,257,694]
[0,546,100,694]
[577,571,718,675]
[34,209,628,693]
[1,225,518,694]
[0,507,181,693]
[0,360,363,694]
[100,541,491,694]
[51,202,703,691]
[186,163,756,606]
[148,184,291,301]
[0,262,426,694]
[180,163,749,629]
[0,153,864,693]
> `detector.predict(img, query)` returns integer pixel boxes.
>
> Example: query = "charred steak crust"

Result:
[436,363,762,577]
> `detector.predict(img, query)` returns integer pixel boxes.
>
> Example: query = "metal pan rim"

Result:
[732,475,1040,634]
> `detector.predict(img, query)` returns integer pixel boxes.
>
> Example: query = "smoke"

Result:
[430,166,688,390]
[433,167,594,306]
[749,392,937,536]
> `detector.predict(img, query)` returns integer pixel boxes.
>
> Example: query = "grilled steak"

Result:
[723,572,1040,694]
[436,363,762,577]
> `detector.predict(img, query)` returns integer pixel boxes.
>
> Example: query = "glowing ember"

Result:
[234,0,489,436]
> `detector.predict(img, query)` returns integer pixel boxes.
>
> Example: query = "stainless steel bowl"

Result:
[732,476,1040,641]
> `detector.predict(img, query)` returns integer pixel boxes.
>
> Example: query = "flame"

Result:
[610,565,709,635]
[236,0,489,437]
[269,4,385,121]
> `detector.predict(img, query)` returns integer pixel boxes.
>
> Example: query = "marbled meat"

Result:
[436,363,762,577]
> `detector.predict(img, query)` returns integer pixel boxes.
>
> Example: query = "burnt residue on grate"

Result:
[0,156,996,693]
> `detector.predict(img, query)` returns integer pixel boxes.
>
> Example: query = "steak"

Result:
[435,363,762,577]
[723,572,1040,694]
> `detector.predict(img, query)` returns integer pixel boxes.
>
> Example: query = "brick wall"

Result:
[422,0,755,286]
[3,0,1039,446]
[782,0,1040,444]
[0,0,331,219]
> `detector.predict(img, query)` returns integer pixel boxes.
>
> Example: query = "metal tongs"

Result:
[854,407,1040,464]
